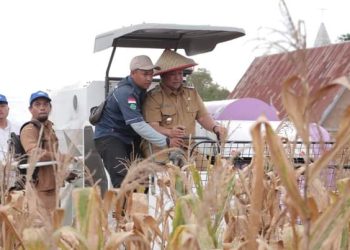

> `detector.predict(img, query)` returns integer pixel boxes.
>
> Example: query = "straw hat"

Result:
[154,49,197,76]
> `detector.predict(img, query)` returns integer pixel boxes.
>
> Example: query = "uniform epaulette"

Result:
[148,84,162,95]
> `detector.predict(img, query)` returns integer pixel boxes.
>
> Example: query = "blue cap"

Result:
[0,94,8,104]
[29,91,51,105]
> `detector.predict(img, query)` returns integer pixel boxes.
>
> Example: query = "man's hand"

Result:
[213,125,227,141]
[169,125,186,138]
[65,171,79,183]
[169,137,184,147]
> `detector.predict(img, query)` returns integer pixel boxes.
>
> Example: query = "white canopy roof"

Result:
[94,23,245,55]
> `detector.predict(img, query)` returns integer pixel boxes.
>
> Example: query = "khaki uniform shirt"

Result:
[143,83,208,135]
[20,120,59,191]
[142,83,208,157]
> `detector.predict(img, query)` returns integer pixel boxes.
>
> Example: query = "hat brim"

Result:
[136,65,161,71]
[0,101,8,105]
[30,96,51,105]
[153,63,197,76]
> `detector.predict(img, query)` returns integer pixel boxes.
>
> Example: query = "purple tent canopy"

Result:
[205,98,279,121]
[309,123,331,142]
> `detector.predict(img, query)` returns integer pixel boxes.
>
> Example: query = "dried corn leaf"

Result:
[72,186,105,249]
[337,178,350,194]
[281,225,303,250]
[103,189,115,213]
[307,84,340,113]
[168,225,201,250]
[305,180,350,250]
[105,231,143,250]
[308,178,329,212]
[127,193,148,215]
[331,75,350,89]
[53,208,65,230]
[306,197,319,223]
[261,118,309,221]
[281,76,309,143]
[0,205,24,248]
[132,213,162,240]
[309,107,350,182]
[53,226,89,250]
[22,227,48,250]
[246,120,266,249]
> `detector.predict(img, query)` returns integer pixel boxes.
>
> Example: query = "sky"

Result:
[0,0,349,123]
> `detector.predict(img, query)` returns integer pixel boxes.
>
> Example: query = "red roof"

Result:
[228,42,350,122]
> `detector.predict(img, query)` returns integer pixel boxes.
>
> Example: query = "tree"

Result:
[187,68,230,101]
[338,33,350,42]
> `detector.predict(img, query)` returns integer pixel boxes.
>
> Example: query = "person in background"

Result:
[20,91,73,212]
[142,49,227,165]
[0,94,20,163]
[94,55,181,189]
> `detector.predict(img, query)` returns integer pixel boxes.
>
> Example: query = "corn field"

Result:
[2,1,350,249]
[2,112,350,250]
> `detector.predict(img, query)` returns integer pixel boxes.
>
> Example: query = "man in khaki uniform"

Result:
[21,91,70,212]
[142,49,226,166]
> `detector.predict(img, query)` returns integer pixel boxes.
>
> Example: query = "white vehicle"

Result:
[51,23,246,192]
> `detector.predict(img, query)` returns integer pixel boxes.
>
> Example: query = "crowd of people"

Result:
[0,49,226,214]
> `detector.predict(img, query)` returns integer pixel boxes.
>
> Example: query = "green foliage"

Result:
[189,165,204,199]
[187,68,230,101]
[338,33,350,42]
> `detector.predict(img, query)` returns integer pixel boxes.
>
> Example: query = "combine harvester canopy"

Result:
[52,23,246,129]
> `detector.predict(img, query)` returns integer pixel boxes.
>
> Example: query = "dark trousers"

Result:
[95,136,140,188]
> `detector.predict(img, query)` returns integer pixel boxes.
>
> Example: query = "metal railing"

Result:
[188,138,350,190]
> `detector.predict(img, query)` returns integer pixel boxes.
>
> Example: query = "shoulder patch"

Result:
[148,85,162,95]
[127,96,137,110]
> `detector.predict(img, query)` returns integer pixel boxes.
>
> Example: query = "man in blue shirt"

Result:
[94,55,181,188]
